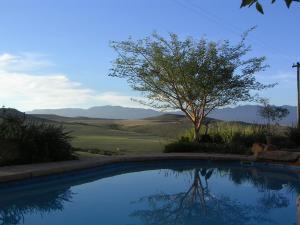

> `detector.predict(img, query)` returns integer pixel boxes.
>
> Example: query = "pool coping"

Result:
[0,153,299,184]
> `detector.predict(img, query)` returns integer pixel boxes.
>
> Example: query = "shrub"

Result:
[0,110,73,165]
[181,123,267,146]
[287,127,300,146]
[164,140,250,155]
[173,121,296,155]
[20,123,73,163]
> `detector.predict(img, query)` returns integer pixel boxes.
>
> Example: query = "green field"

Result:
[71,135,171,154]
[35,113,285,156]
[34,114,188,155]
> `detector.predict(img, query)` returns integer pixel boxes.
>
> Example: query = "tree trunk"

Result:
[193,116,204,143]
[193,126,201,143]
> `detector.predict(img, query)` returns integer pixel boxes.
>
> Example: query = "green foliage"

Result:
[240,0,300,14]
[164,140,250,155]
[258,99,289,124]
[0,109,73,165]
[181,122,267,146]
[258,98,289,135]
[171,121,296,154]
[110,31,271,142]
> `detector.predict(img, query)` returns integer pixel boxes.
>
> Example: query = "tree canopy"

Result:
[110,32,272,141]
[241,0,300,14]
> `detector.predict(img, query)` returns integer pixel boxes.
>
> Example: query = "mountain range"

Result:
[27,105,297,125]
[27,106,162,120]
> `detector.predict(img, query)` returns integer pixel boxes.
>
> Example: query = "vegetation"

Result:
[110,31,271,142]
[165,121,297,154]
[287,127,300,145]
[1,107,299,161]
[259,99,289,126]
[258,98,289,141]
[164,141,250,155]
[0,109,73,165]
[72,135,171,155]
[240,0,300,14]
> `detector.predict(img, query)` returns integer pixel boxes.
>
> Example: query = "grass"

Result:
[27,113,299,156]
[72,135,172,154]
[36,114,182,155]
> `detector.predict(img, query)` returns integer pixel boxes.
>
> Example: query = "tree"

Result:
[131,168,277,225]
[258,98,289,134]
[110,32,272,142]
[240,0,300,14]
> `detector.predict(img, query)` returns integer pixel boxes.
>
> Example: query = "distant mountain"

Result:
[27,105,297,125]
[27,106,163,120]
[209,105,297,126]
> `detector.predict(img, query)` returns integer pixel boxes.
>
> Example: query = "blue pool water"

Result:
[0,160,300,225]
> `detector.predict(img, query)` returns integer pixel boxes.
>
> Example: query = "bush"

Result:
[172,122,298,155]
[181,123,268,145]
[179,122,295,151]
[287,127,300,146]
[20,123,73,163]
[0,111,74,165]
[164,140,250,155]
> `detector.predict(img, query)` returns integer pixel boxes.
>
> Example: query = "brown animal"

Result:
[251,143,266,157]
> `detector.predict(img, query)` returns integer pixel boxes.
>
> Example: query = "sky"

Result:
[0,0,299,111]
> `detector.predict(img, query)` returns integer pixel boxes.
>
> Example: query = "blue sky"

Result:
[0,0,299,111]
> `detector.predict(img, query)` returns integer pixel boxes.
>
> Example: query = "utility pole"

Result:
[293,62,300,128]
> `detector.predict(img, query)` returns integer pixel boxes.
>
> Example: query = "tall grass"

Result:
[165,121,296,154]
[181,122,267,147]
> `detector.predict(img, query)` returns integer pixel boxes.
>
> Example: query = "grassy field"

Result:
[33,113,294,155]
[72,135,171,154]
[33,114,185,155]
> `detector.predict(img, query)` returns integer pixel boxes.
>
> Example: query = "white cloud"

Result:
[0,52,54,72]
[0,53,144,111]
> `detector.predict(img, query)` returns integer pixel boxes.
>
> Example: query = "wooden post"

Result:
[293,62,300,128]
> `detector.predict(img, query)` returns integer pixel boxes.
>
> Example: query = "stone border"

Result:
[0,153,298,184]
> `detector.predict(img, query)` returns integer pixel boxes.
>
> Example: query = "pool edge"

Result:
[0,153,299,184]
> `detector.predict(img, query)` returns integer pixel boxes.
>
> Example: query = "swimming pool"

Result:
[0,160,299,225]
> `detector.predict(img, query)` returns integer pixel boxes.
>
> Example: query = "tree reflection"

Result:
[222,166,300,212]
[0,187,73,225]
[131,166,297,225]
[0,163,299,225]
[222,166,300,193]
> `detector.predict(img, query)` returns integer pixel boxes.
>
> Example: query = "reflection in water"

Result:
[0,162,299,225]
[131,167,299,225]
[0,188,73,225]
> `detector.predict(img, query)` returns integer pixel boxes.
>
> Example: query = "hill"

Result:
[3,106,296,155]
[0,108,174,154]
[28,105,297,125]
[210,105,297,125]
[145,113,186,122]
[27,106,162,120]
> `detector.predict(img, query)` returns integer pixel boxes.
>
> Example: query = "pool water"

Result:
[0,161,300,225]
